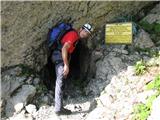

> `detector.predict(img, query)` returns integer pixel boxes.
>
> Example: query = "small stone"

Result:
[33,78,40,85]
[127,66,135,76]
[26,77,33,84]
[25,104,37,117]
[99,93,113,107]
[5,85,36,117]
[121,50,129,55]
[14,103,24,113]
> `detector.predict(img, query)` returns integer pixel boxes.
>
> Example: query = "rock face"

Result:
[1,1,154,71]
[142,3,160,24]
[134,29,155,48]
[1,67,26,99]
[1,66,40,118]
[1,1,160,120]
[139,3,160,46]
[86,52,127,96]
[5,85,36,117]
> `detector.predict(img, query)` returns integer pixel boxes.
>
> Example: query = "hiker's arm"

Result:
[62,42,70,77]
[62,42,70,66]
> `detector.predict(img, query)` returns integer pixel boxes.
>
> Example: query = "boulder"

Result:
[25,104,37,117]
[142,3,160,24]
[5,85,36,117]
[134,29,155,49]
[14,103,24,113]
[1,67,26,99]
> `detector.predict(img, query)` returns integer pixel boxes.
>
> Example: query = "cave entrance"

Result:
[40,41,91,96]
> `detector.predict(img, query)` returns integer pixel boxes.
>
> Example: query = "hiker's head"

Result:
[79,23,93,39]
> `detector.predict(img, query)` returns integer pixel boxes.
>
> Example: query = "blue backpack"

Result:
[47,22,73,50]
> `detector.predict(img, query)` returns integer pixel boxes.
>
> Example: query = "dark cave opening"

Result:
[40,40,91,95]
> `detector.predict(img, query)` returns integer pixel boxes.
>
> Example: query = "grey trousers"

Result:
[51,50,65,112]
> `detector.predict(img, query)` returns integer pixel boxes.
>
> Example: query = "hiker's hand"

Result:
[63,64,69,78]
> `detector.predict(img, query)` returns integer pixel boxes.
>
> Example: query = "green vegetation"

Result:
[133,92,159,120]
[146,74,160,91]
[18,64,37,77]
[139,20,160,45]
[135,47,150,53]
[135,47,160,58]
[139,20,160,34]
[133,103,150,120]
[146,93,159,109]
[154,23,160,33]
[134,49,160,75]
[150,50,160,58]
[133,75,160,120]
[36,84,48,94]
[135,60,147,75]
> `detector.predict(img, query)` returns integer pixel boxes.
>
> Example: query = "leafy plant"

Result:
[133,75,160,120]
[146,93,159,109]
[139,20,160,34]
[154,23,160,33]
[132,103,150,120]
[139,21,153,33]
[132,92,159,120]
[36,84,48,94]
[146,74,160,91]
[135,60,147,75]
[135,47,150,53]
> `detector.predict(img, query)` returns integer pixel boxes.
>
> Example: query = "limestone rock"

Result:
[5,85,36,117]
[99,93,114,107]
[25,104,37,117]
[8,111,33,120]
[1,1,153,71]
[0,99,6,116]
[35,106,60,120]
[142,3,160,24]
[96,55,126,80]
[136,90,157,104]
[1,67,27,99]
[1,2,160,120]
[86,107,111,120]
[134,29,155,49]
[14,103,24,113]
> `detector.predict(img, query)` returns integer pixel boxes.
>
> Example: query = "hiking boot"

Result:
[55,108,72,116]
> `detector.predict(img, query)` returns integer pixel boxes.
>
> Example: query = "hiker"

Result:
[50,23,93,115]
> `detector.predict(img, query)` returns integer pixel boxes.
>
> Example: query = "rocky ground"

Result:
[2,46,160,120]
[1,2,160,120]
[1,44,160,120]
